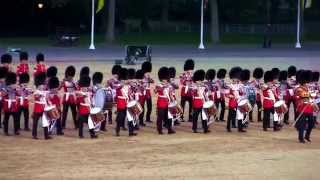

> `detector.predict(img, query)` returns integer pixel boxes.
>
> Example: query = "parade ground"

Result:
[0,44,320,180]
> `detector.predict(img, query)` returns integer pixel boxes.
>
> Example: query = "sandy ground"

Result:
[0,60,320,180]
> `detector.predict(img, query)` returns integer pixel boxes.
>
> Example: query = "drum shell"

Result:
[90,112,105,124]
[128,101,143,116]
[238,100,252,113]
[46,107,61,120]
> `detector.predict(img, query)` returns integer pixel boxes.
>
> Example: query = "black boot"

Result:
[90,129,98,139]
[44,127,52,140]
[238,120,246,133]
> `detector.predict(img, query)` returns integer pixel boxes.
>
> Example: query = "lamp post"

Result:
[89,0,96,50]
[198,0,205,50]
[295,0,302,48]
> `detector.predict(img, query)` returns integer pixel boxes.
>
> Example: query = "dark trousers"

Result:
[32,112,49,138]
[62,103,78,129]
[17,107,29,130]
[157,108,172,133]
[78,114,96,138]
[116,109,131,135]
[215,99,225,121]
[180,96,193,121]
[3,112,19,134]
[56,118,63,135]
[0,104,2,128]
[263,108,274,129]
[145,98,152,122]
[192,108,208,132]
[284,99,296,123]
[295,114,315,141]
[237,114,247,131]
[227,108,237,130]
[139,105,145,125]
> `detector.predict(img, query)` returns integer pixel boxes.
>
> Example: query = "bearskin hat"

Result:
[0,67,8,79]
[158,67,169,81]
[19,52,29,61]
[297,70,312,85]
[253,67,264,79]
[1,53,12,64]
[229,67,242,79]
[193,69,206,82]
[205,69,216,81]
[48,77,60,89]
[305,70,313,84]
[136,69,144,80]
[5,72,17,86]
[271,68,280,80]
[217,69,227,79]
[19,73,30,84]
[80,66,90,78]
[47,66,58,78]
[142,61,152,73]
[118,68,128,81]
[288,66,297,77]
[312,71,320,82]
[168,67,176,79]
[92,72,103,85]
[34,72,46,87]
[240,69,250,82]
[264,71,274,83]
[78,76,91,87]
[112,65,122,75]
[184,59,195,71]
[36,53,44,63]
[65,66,76,78]
[296,69,304,84]
[279,71,288,81]
[128,68,136,80]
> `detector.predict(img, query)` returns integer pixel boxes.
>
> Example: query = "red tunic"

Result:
[61,79,76,104]
[143,74,154,99]
[77,94,91,115]
[2,88,19,113]
[191,84,207,109]
[262,86,277,109]
[227,83,239,109]
[295,86,313,114]
[214,79,226,101]
[48,92,61,112]
[16,63,29,75]
[137,80,146,105]
[33,64,46,76]
[116,84,132,110]
[16,86,32,108]
[155,83,170,109]
[179,71,193,97]
[33,90,47,113]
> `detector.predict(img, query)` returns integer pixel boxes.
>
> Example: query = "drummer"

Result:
[135,69,146,127]
[310,71,320,125]
[236,69,251,133]
[92,72,107,132]
[0,67,8,129]
[277,70,289,126]
[250,67,264,122]
[287,66,298,121]
[16,73,32,131]
[155,67,175,134]
[128,68,140,130]
[226,67,242,132]
[215,69,227,122]
[191,69,210,134]
[294,70,315,143]
[141,62,154,123]
[77,75,97,139]
[168,67,180,126]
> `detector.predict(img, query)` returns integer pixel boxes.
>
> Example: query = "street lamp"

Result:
[38,3,44,9]
[198,0,205,50]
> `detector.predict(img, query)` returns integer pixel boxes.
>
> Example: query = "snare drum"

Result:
[203,101,217,116]
[274,100,288,114]
[90,107,105,124]
[238,99,252,113]
[127,100,143,116]
[168,102,183,116]
[313,98,320,112]
[44,106,60,120]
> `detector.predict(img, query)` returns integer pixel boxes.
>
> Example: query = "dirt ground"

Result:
[0,59,320,180]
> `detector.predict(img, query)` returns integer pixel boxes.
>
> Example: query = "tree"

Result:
[106,0,116,43]
[161,0,169,30]
[209,0,220,43]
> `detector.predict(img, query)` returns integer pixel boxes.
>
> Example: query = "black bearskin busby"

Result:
[158,67,169,81]
[229,67,242,80]
[136,69,144,80]
[142,61,152,73]
[206,69,216,81]
[36,53,44,63]
[78,76,91,88]
[65,66,76,78]
[240,69,250,82]
[5,72,17,86]
[312,71,320,82]
[271,68,280,80]
[48,77,60,90]
[264,71,274,83]
[168,67,176,79]
[184,59,195,71]
[80,66,90,78]
[112,65,122,75]
[253,67,264,79]
[19,52,29,61]
[0,67,8,79]
[34,72,46,87]
[128,68,136,80]
[279,71,288,82]
[217,69,227,79]
[119,68,128,81]
[1,53,12,64]
[47,66,58,78]
[296,69,304,84]
[193,69,205,82]
[92,72,103,85]
[288,66,297,78]
[19,73,30,84]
